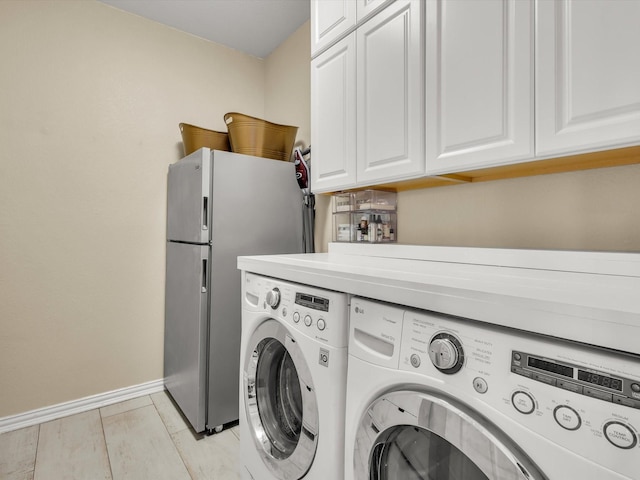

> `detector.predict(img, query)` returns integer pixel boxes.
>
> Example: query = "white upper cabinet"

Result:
[311,0,356,56]
[311,34,357,192]
[311,0,640,193]
[425,0,534,175]
[356,0,396,22]
[311,0,423,192]
[536,0,640,157]
[356,0,425,184]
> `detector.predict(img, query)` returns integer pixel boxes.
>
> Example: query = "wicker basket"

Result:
[224,112,298,161]
[179,123,230,156]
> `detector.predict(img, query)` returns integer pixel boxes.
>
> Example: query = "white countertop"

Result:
[238,244,640,355]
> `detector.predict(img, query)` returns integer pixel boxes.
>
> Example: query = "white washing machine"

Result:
[345,297,640,480]
[239,272,349,480]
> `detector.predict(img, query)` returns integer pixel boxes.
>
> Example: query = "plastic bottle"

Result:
[368,216,375,243]
[360,217,368,242]
[383,219,390,240]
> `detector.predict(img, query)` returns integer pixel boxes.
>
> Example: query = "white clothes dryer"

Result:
[345,297,640,480]
[239,272,349,480]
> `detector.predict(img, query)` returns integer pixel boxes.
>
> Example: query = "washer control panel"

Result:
[512,351,640,410]
[242,272,348,348]
[295,292,330,312]
[388,301,640,479]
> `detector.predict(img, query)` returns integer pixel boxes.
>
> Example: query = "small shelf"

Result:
[375,145,640,192]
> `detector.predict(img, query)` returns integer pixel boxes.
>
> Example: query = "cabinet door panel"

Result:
[357,0,395,22]
[426,0,533,174]
[357,0,424,185]
[536,0,640,156]
[311,0,356,56]
[311,34,357,193]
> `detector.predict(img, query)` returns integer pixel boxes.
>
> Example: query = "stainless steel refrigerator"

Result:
[164,148,304,433]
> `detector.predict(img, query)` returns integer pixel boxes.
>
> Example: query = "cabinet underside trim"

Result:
[361,145,640,192]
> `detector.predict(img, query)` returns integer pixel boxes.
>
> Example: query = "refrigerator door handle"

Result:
[201,259,208,293]
[202,196,209,231]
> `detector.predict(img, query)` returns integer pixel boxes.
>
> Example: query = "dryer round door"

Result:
[244,319,319,480]
[354,390,546,480]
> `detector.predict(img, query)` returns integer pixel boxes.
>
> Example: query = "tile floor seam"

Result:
[170,433,197,480]
[150,391,191,436]
[100,403,153,420]
[99,410,115,480]
[151,396,195,480]
[31,424,41,480]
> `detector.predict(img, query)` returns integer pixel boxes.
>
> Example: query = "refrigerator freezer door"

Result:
[164,241,209,432]
[205,150,304,430]
[167,148,211,244]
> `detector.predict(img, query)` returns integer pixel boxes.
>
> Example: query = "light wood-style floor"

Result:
[0,391,242,480]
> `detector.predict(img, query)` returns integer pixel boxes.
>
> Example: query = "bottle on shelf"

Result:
[359,217,368,242]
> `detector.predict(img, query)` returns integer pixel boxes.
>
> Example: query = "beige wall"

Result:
[265,22,311,152]
[0,0,267,418]
[263,21,334,251]
[397,164,640,251]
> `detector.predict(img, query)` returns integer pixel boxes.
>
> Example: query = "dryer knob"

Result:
[429,334,464,374]
[265,288,280,309]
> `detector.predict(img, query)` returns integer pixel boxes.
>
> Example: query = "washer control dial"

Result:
[317,318,326,331]
[265,288,280,309]
[604,421,638,450]
[428,333,464,374]
[512,391,536,415]
[304,315,312,327]
[554,405,581,431]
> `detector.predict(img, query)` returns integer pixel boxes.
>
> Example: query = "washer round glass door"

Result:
[355,390,546,480]
[244,319,319,479]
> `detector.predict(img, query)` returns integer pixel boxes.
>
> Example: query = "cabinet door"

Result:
[357,0,395,22]
[356,0,425,185]
[425,0,533,175]
[536,0,640,157]
[311,34,357,193]
[311,0,356,56]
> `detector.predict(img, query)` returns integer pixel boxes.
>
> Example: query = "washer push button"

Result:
[532,372,556,386]
[613,396,640,409]
[410,354,421,368]
[473,377,488,394]
[584,387,613,402]
[557,379,583,395]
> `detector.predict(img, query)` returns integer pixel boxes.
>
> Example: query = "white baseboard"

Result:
[0,379,165,434]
